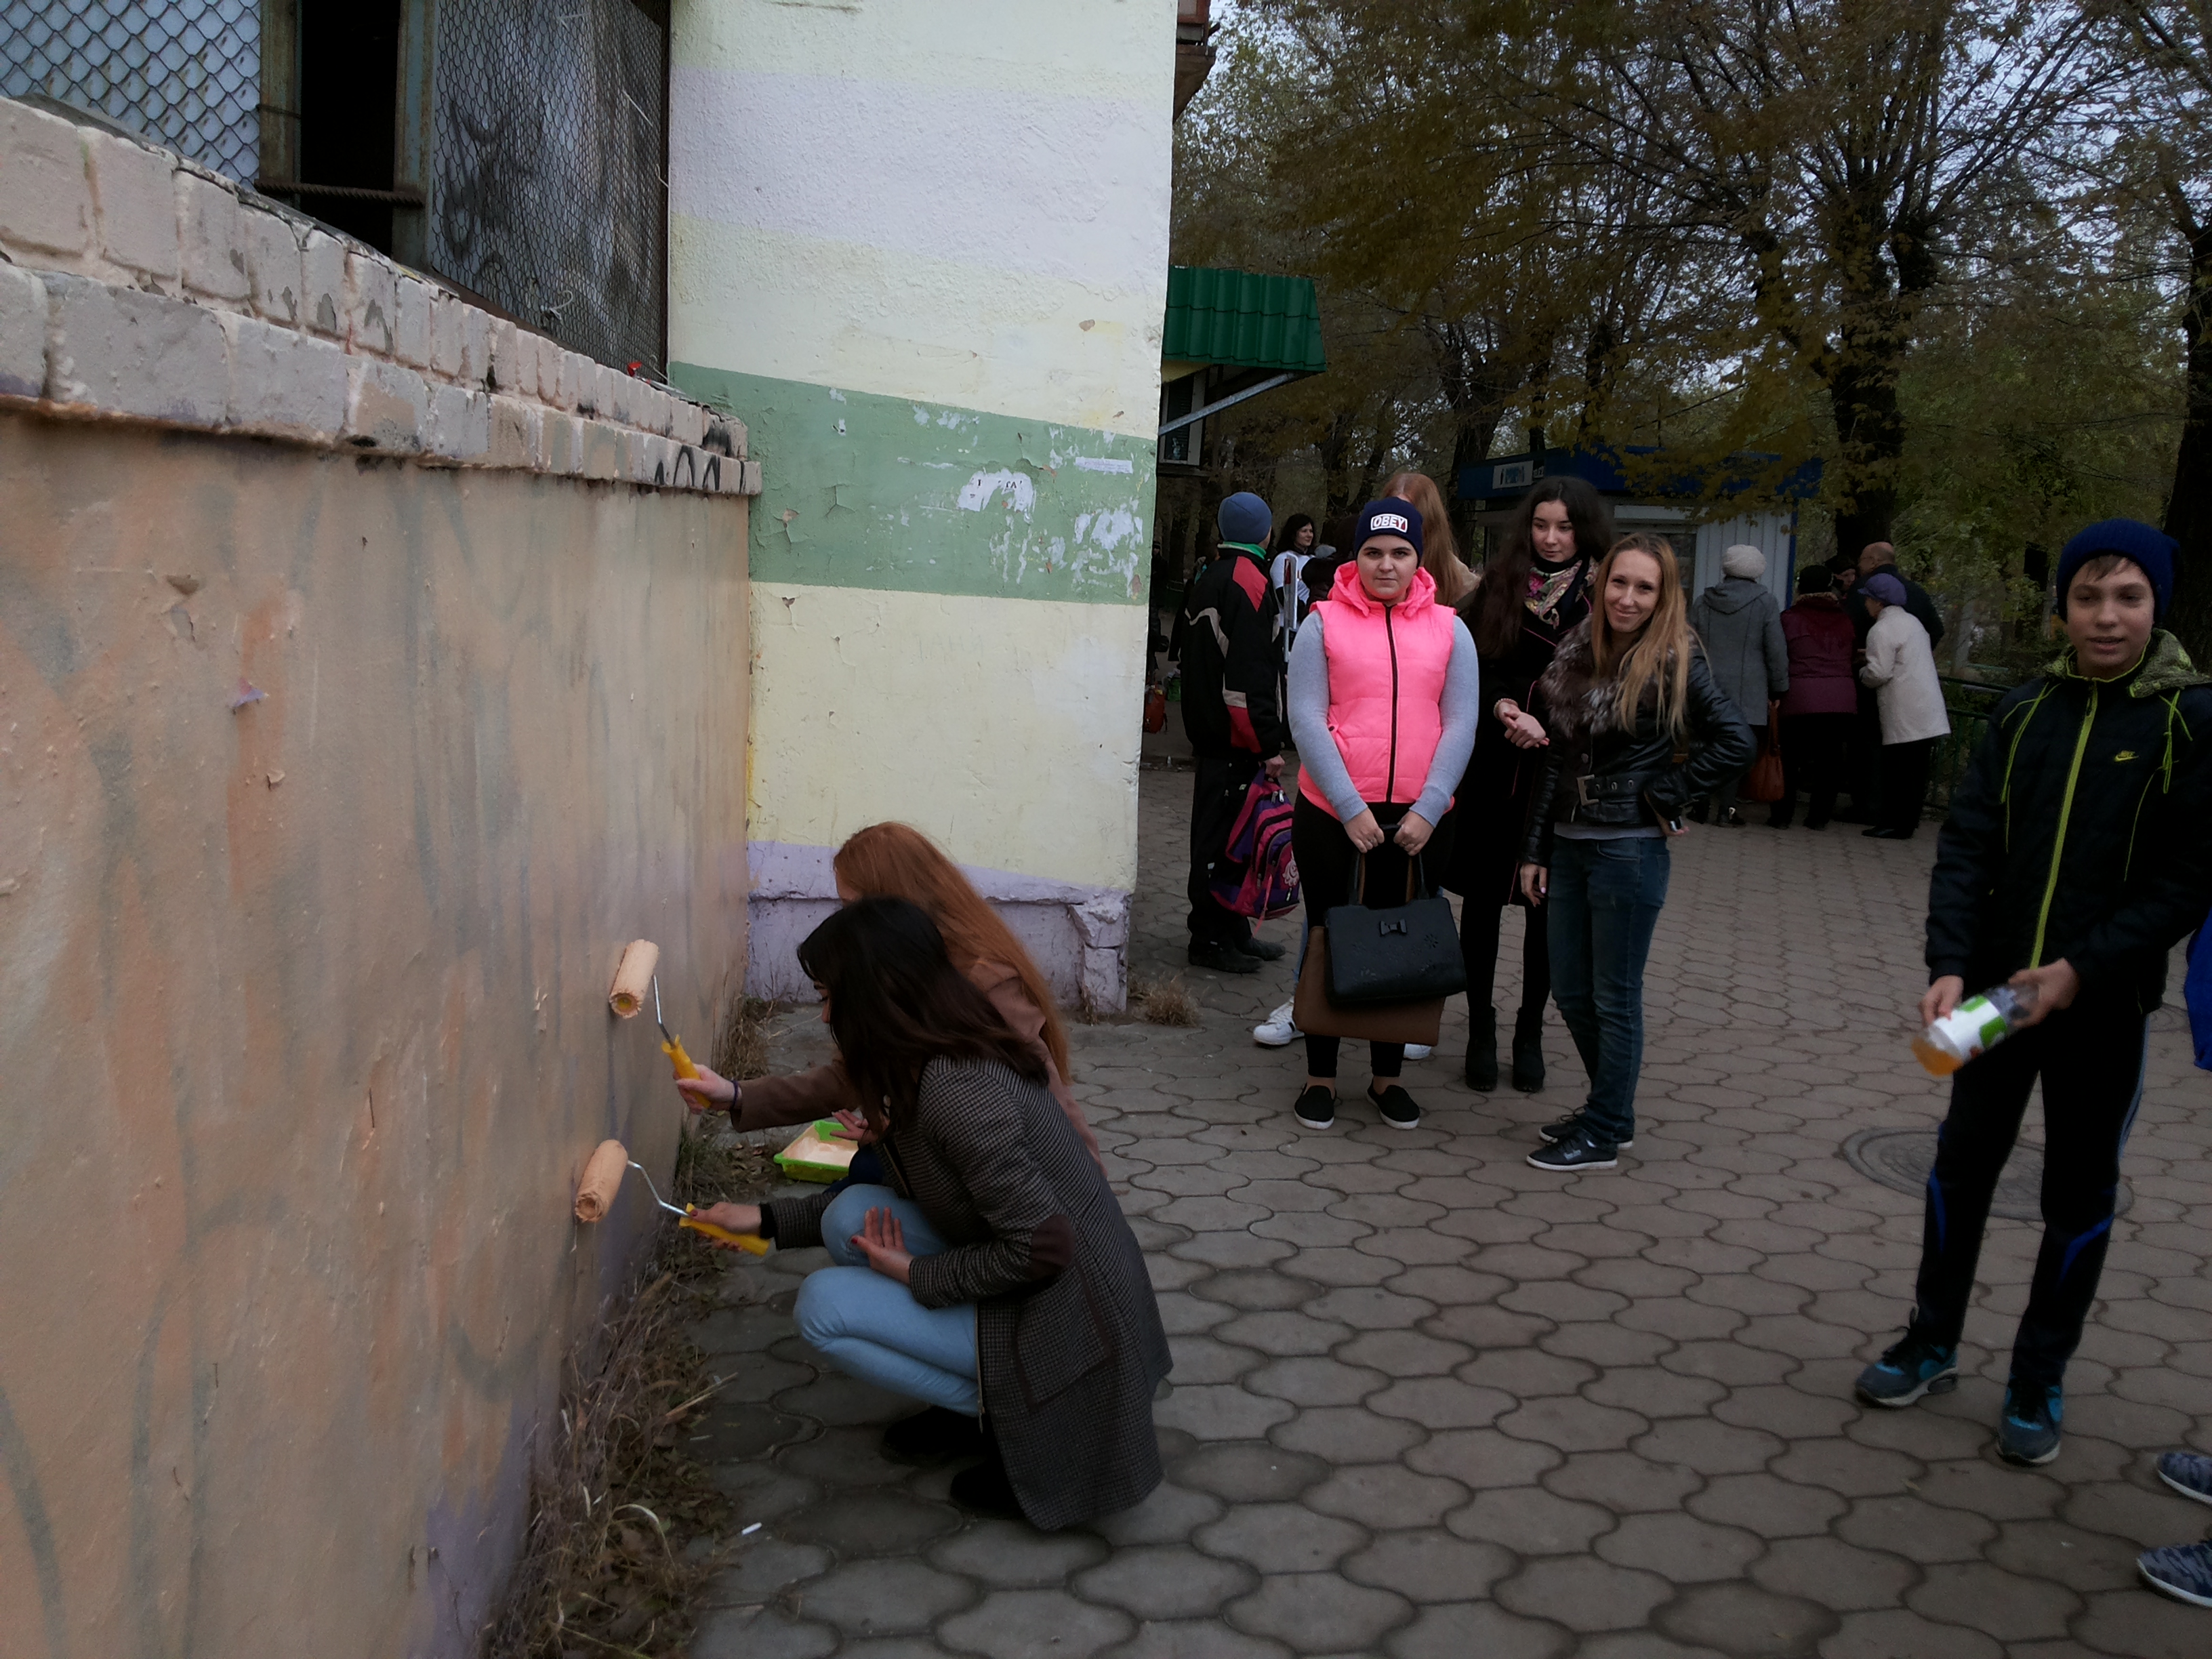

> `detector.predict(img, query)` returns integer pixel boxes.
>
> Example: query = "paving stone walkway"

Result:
[684,773,2211,1658]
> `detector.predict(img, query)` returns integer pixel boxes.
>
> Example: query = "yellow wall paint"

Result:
[748,581,1144,893]
[670,218,1155,439]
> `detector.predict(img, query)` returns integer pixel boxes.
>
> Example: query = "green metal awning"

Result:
[1162,267,1326,375]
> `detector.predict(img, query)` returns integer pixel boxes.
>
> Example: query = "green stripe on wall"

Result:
[670,364,1155,605]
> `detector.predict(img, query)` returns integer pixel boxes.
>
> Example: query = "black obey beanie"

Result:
[1355,497,1424,556]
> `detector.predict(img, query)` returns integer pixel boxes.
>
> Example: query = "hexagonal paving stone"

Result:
[937,1589,1134,1659]
[1227,1571,1414,1653]
[1072,1542,1255,1618]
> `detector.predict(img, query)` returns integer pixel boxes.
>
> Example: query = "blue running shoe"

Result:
[1996,1380,2064,1466]
[2159,1450,2212,1507]
[1854,1328,1958,1408]
[2140,1540,2212,1608]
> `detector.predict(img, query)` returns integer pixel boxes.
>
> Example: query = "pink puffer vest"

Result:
[1299,560,1458,818]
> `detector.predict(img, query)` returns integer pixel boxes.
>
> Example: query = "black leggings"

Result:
[1293,794,1455,1081]
[1459,897,1549,1017]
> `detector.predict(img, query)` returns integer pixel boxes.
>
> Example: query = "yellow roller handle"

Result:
[662,1033,701,1085]
[680,1209,770,1255]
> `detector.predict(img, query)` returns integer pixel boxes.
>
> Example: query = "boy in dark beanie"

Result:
[1179,491,1288,973]
[1856,519,2212,1468]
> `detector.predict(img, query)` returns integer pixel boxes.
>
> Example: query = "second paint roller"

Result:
[574,1137,769,1254]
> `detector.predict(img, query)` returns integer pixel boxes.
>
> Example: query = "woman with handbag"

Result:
[1519,534,1755,1172]
[1450,476,1616,1094]
[1284,497,1481,1131]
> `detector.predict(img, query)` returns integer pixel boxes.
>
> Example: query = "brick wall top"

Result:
[0,97,760,497]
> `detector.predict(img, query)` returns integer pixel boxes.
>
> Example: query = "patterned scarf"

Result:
[1525,555,1587,626]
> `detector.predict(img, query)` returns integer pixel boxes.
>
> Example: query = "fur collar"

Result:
[1536,617,1681,741]
[1534,619,1620,741]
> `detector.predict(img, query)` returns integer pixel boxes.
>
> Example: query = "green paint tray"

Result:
[775,1120,859,1183]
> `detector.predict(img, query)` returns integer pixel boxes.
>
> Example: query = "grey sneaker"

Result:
[1538,1111,1633,1151]
[2159,1450,2212,1507]
[1996,1380,2063,1466]
[1525,1126,1618,1172]
[2141,1540,2212,1608]
[1854,1328,1959,1408]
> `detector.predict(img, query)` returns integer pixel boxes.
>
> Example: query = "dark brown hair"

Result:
[1273,514,1315,556]
[1465,476,1616,658]
[797,898,1048,1124]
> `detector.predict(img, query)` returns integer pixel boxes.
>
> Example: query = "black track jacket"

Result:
[1179,544,1286,760]
[1926,630,2212,1010]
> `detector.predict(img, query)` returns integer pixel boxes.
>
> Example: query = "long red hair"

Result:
[1382,470,1473,605]
[830,823,1071,1079]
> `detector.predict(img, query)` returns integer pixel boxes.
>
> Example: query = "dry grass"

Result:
[1128,975,1201,1027]
[710,990,779,1083]
[483,1028,779,1659]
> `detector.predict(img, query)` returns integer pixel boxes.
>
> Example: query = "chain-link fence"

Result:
[0,0,260,181]
[430,0,668,377]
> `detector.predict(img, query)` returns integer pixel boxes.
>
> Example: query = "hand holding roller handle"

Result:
[675,1062,737,1112]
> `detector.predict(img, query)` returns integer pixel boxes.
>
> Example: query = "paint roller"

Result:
[573,1137,771,1254]
[611,943,705,1098]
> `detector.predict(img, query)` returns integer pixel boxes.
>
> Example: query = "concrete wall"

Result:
[0,98,752,1659]
[668,0,1175,1008]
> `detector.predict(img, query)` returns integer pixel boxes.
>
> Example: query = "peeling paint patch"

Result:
[958,470,1035,516]
[1073,455,1133,474]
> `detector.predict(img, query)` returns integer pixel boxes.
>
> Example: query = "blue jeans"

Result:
[794,1185,979,1415]
[1546,836,1670,1145]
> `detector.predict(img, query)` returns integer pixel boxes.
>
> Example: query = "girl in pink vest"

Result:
[1284,498,1482,1130]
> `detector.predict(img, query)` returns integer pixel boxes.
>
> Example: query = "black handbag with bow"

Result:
[1324,848,1468,1006]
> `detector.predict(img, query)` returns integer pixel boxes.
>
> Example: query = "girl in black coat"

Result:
[693,899,1170,1528]
[1517,535,1753,1173]
[1449,478,1616,1092]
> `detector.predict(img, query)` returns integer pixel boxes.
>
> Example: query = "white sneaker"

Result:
[1253,1001,1301,1046]
[1404,1044,1433,1061]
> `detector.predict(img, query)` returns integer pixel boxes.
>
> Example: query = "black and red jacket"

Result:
[1179,543,1286,760]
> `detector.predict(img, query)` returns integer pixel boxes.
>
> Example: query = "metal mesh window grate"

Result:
[1,0,261,182]
[430,0,668,377]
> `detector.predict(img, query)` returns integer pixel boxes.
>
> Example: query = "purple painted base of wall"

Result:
[747,842,1129,1012]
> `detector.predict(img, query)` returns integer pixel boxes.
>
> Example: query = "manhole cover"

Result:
[1842,1127,2132,1223]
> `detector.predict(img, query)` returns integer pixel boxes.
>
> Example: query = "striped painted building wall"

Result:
[668,0,1172,1009]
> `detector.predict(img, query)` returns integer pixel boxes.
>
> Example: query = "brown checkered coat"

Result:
[766,1057,1170,1529]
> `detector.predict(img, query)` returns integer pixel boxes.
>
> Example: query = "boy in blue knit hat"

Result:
[1853,521,2212,1491]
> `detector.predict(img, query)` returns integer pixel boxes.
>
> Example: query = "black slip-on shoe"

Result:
[882,1406,987,1465]
[1526,1127,1619,1172]
[1235,935,1288,960]
[1187,939,1263,974]
[1368,1083,1419,1130]
[1294,1086,1337,1130]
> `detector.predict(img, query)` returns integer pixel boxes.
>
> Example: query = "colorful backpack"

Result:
[1212,778,1301,919]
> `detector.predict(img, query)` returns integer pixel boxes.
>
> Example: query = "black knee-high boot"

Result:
[1511,1006,1546,1092]
[1466,1006,1499,1090]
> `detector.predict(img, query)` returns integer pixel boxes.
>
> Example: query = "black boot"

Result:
[1511,1007,1546,1092]
[1465,1006,1498,1090]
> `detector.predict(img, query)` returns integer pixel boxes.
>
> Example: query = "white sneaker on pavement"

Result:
[1404,1044,1433,1061]
[1253,1001,1301,1046]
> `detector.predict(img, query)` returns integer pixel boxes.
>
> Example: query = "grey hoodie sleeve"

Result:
[1410,620,1481,825]
[1287,615,1367,821]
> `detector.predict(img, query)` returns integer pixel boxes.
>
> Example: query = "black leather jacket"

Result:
[1522,643,1754,863]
